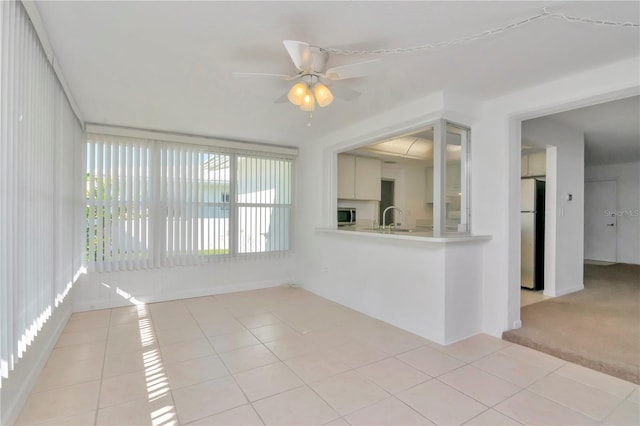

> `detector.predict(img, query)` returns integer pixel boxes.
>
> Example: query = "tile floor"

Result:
[16,286,639,426]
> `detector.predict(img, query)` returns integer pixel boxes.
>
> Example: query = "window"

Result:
[86,134,294,271]
[445,122,470,233]
[237,155,292,254]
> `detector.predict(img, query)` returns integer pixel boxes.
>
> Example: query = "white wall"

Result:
[522,117,586,297]
[74,256,294,311]
[444,243,483,341]
[308,233,447,342]
[585,161,640,264]
[302,230,486,344]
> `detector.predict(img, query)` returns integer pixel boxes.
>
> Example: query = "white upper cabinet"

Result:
[521,155,529,177]
[354,156,381,200]
[528,152,546,176]
[337,154,356,199]
[337,154,381,201]
[522,152,546,177]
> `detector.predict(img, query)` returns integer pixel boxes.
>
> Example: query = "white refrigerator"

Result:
[521,178,545,290]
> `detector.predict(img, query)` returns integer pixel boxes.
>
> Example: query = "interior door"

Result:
[379,179,395,227]
[584,180,617,262]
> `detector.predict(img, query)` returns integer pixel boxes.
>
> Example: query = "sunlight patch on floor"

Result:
[135,304,178,426]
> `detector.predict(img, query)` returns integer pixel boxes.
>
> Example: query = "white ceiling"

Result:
[546,95,640,166]
[35,1,640,146]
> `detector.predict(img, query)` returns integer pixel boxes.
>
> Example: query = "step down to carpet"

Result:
[504,263,640,385]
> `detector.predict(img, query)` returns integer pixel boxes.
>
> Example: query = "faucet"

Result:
[382,205,403,230]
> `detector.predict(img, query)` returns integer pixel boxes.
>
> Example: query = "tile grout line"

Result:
[524,370,628,423]
[93,308,113,426]
[221,321,380,423]
[555,365,640,401]
[163,300,222,425]
[186,299,269,425]
[603,394,638,425]
[463,405,524,426]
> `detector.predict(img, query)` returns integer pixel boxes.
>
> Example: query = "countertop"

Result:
[318,227,492,243]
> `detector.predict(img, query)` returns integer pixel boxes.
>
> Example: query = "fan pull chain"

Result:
[308,112,312,127]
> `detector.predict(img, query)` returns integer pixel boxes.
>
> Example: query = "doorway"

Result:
[584,180,618,262]
[520,145,549,306]
[379,179,395,226]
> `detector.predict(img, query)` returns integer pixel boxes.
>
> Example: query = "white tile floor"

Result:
[16,287,639,426]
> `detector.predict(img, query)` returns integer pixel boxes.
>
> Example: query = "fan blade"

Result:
[324,59,380,80]
[330,85,361,101]
[273,92,289,104]
[232,72,294,80]
[283,40,313,72]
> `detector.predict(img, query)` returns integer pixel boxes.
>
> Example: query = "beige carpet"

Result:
[503,263,640,384]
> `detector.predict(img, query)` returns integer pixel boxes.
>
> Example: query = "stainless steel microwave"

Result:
[338,207,356,226]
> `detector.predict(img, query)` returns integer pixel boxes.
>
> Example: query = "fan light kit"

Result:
[287,78,334,111]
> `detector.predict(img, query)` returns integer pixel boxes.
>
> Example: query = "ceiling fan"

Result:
[233,40,379,112]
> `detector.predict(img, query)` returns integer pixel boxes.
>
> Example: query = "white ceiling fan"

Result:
[233,40,379,112]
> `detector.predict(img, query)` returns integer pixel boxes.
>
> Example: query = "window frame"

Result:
[334,118,471,237]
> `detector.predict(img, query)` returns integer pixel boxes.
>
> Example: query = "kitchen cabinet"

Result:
[528,152,546,176]
[338,154,356,199]
[522,152,546,177]
[337,154,381,201]
[355,157,381,200]
[521,155,529,177]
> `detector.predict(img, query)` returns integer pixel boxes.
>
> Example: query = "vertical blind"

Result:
[0,0,85,387]
[86,134,294,272]
[87,135,154,271]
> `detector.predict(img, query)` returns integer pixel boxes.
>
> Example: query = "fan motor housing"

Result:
[309,46,329,73]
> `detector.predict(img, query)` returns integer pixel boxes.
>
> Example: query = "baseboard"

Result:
[545,283,584,298]
[73,279,289,312]
[1,299,73,425]
[443,330,484,346]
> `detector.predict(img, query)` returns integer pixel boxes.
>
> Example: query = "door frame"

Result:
[379,178,396,226]
[381,165,406,220]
